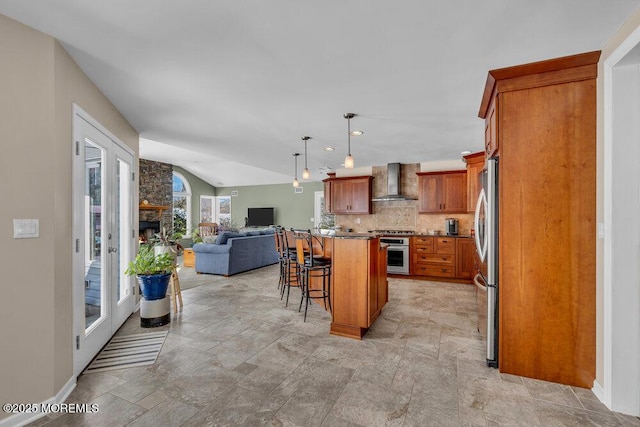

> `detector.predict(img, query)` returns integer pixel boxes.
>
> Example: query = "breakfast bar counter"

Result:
[315,233,388,339]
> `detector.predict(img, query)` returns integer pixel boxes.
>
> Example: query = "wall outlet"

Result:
[310,217,314,222]
[356,218,361,224]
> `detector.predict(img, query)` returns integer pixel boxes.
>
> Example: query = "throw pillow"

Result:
[202,235,217,244]
[215,231,243,245]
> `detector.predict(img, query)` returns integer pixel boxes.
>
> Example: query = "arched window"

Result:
[172,171,191,237]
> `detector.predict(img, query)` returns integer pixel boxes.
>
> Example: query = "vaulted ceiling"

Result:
[1,1,638,186]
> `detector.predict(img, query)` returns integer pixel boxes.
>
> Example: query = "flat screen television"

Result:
[247,207,275,227]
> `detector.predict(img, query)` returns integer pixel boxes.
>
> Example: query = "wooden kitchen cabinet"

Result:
[331,176,373,214]
[464,151,484,213]
[478,51,598,387]
[323,174,334,213]
[484,97,498,158]
[330,236,388,339]
[455,238,475,279]
[416,171,467,213]
[411,236,471,281]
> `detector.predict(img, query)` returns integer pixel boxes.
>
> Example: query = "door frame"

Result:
[601,26,640,416]
[71,104,136,377]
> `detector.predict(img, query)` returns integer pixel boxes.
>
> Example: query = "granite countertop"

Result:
[414,233,472,238]
[330,232,379,240]
[314,231,472,239]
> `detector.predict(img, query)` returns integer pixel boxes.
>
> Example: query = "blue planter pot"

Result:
[137,273,171,300]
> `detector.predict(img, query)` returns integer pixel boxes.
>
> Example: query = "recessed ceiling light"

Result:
[324,147,335,152]
[350,130,363,136]
[461,150,472,155]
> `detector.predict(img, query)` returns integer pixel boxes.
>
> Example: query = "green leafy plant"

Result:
[125,244,174,276]
[191,228,203,244]
[318,214,335,229]
[150,226,173,246]
[218,218,239,232]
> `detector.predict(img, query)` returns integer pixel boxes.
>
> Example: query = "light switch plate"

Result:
[13,219,39,239]
[598,222,605,239]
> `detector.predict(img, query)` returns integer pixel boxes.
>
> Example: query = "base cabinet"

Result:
[411,236,473,282]
[455,238,475,279]
[330,237,388,339]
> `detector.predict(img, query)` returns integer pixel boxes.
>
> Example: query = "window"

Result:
[200,195,231,229]
[172,172,191,237]
[200,195,215,223]
[217,196,231,229]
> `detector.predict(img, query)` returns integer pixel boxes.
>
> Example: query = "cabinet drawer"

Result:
[435,238,455,254]
[413,253,455,265]
[414,236,434,246]
[414,245,434,254]
[413,265,456,278]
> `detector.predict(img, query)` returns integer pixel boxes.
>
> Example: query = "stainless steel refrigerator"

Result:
[473,157,498,368]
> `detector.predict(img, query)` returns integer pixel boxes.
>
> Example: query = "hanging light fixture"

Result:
[302,136,311,179]
[292,153,300,187]
[344,113,356,168]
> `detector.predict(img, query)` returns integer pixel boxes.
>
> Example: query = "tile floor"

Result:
[28,264,640,426]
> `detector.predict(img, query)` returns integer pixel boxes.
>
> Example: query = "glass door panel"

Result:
[113,150,134,327]
[84,140,105,331]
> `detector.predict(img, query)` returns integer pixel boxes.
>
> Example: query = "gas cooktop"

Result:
[369,230,415,236]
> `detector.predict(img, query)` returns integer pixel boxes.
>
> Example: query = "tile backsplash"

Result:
[335,163,474,235]
[336,200,474,235]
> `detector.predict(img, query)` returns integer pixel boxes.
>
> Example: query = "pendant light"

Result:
[344,113,356,169]
[302,136,311,180]
[292,153,300,187]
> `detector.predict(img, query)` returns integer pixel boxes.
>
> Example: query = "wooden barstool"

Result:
[169,265,183,312]
[294,230,331,321]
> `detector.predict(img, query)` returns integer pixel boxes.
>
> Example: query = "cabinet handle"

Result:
[441,268,447,272]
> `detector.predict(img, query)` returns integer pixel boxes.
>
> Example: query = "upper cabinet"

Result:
[323,173,335,214]
[463,151,485,213]
[330,175,373,214]
[484,96,498,158]
[416,171,467,213]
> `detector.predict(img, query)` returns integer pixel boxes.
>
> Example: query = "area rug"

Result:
[84,331,168,374]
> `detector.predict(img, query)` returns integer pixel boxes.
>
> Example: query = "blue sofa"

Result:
[192,229,278,276]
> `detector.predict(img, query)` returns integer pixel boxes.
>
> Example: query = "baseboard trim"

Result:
[592,379,605,404]
[0,376,76,427]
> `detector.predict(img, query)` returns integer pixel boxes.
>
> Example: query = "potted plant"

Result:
[317,215,336,235]
[150,227,180,263]
[125,244,175,300]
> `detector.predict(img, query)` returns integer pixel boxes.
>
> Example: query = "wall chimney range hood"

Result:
[373,163,417,201]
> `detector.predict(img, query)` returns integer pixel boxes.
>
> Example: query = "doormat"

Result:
[84,331,168,374]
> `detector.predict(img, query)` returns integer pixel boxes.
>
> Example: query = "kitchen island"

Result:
[313,233,388,339]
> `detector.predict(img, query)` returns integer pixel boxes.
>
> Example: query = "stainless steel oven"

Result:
[380,236,410,275]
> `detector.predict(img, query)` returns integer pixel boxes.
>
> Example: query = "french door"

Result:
[72,106,135,376]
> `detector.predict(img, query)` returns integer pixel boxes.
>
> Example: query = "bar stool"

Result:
[294,230,331,321]
[279,228,301,307]
[274,226,286,290]
[169,265,183,313]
